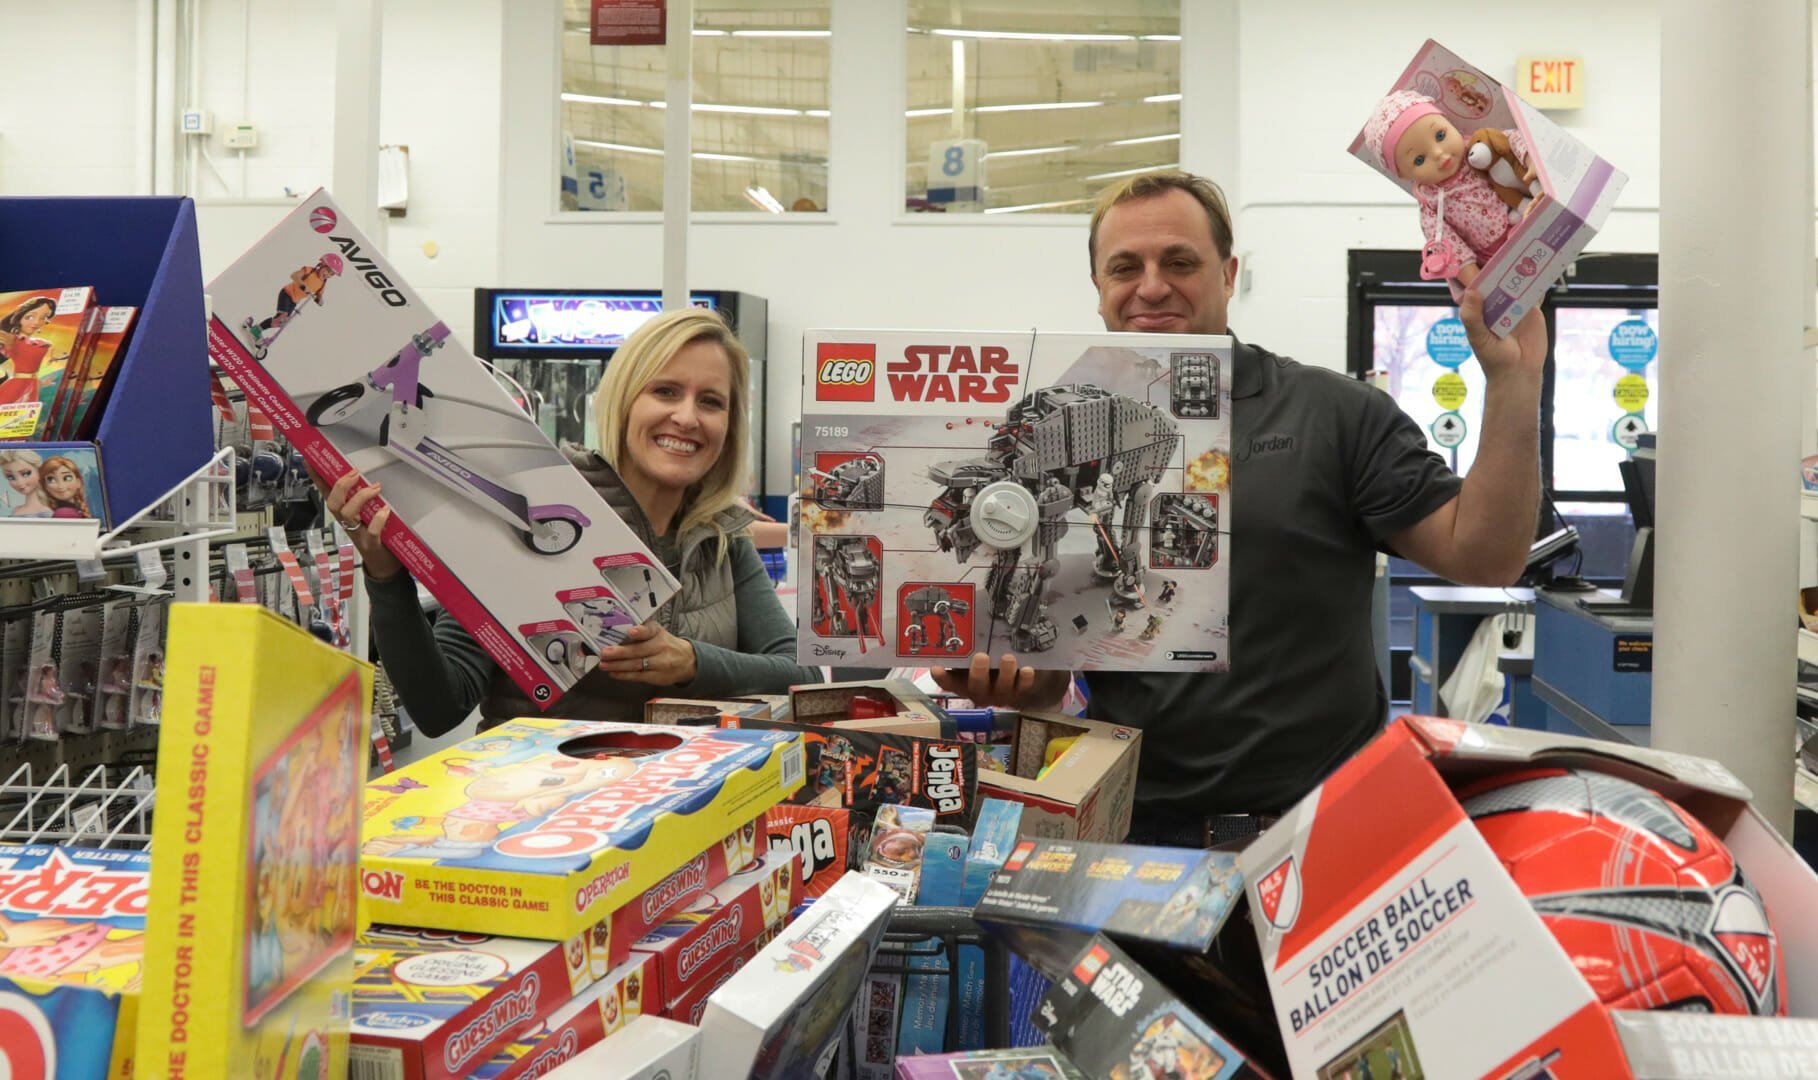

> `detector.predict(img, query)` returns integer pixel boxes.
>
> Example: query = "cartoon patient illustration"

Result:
[362,754,637,860]
[0,912,144,991]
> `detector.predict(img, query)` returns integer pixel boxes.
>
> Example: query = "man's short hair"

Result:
[1088,170,1235,272]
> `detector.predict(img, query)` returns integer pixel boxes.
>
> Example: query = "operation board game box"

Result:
[1037,935,1274,1080]
[465,955,648,1079]
[0,843,149,1080]
[137,603,375,1079]
[697,871,899,1079]
[629,850,798,1007]
[350,922,615,1080]
[729,717,982,827]
[359,718,804,939]
[206,190,679,708]
[800,329,1232,672]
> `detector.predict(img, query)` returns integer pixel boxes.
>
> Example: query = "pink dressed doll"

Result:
[1363,89,1534,287]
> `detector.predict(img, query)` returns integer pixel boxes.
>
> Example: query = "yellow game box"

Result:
[359,719,805,939]
[136,603,375,1079]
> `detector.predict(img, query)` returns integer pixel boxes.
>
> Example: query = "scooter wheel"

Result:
[307,382,368,426]
[523,516,583,556]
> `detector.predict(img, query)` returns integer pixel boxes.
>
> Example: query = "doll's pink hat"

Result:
[1363,89,1443,178]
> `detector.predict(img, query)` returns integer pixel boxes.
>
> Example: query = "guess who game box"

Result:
[0,844,149,1080]
[349,922,615,1080]
[137,603,375,1079]
[465,955,648,1080]
[206,191,679,708]
[800,329,1233,672]
[629,849,798,1008]
[610,814,765,966]
[358,718,804,939]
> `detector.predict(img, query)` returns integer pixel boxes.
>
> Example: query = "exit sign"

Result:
[1516,56,1584,109]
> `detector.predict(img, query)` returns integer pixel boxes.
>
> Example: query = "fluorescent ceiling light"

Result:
[928,28,1134,42]
[1143,93,1183,103]
[732,29,831,37]
[1085,162,1180,181]
[573,138,662,155]
[562,92,646,107]
[1140,34,1182,41]
[806,109,831,118]
[691,102,806,116]
[1109,132,1181,146]
[692,28,728,35]
[983,198,1095,214]
[974,100,1102,113]
[984,144,1077,159]
[694,151,759,162]
[905,106,953,118]
[744,185,786,212]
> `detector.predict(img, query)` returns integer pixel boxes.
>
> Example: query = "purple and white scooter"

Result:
[307,322,591,555]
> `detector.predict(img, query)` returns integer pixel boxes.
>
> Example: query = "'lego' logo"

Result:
[815,343,876,402]
[362,868,406,901]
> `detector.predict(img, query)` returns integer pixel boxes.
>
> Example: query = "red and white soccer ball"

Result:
[1457,767,1785,1017]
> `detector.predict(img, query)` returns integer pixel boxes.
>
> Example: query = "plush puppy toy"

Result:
[1466,128,1541,221]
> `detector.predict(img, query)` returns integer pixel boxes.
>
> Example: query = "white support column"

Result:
[333,0,384,245]
[1655,0,1811,833]
[1179,0,1238,214]
[662,0,694,310]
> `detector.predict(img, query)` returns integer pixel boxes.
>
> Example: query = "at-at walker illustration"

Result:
[923,384,1179,652]
[812,535,884,650]
[901,585,970,654]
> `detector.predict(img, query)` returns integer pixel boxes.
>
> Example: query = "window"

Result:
[904,0,1180,215]
[559,0,830,212]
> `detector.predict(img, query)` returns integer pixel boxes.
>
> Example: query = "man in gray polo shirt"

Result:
[936,171,1546,844]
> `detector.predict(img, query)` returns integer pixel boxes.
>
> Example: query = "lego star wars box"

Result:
[977,712,1140,843]
[0,843,149,1080]
[349,922,616,1080]
[629,850,798,1007]
[137,603,375,1080]
[1238,715,1818,1080]
[205,191,680,709]
[800,330,1232,672]
[696,871,899,1079]
[1037,935,1274,1080]
[359,718,803,939]
[1348,40,1627,337]
[464,955,649,1080]
[728,717,981,827]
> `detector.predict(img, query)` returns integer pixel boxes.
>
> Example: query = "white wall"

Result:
[0,0,145,195]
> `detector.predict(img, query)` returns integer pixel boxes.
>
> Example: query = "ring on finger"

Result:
[341,518,362,532]
[640,656,649,672]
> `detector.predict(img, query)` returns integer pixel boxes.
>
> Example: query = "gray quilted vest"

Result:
[479,444,755,724]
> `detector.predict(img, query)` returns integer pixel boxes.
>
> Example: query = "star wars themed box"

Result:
[727,717,982,827]
[629,850,798,1008]
[893,1047,1086,1080]
[1348,40,1627,337]
[642,696,775,725]
[791,679,950,732]
[0,843,149,1080]
[800,329,1233,673]
[977,712,1140,843]
[205,191,680,709]
[349,921,617,1080]
[531,1014,701,1080]
[464,955,649,1080]
[137,603,374,1080]
[610,815,765,967]
[359,718,803,939]
[766,803,861,900]
[1037,935,1274,1080]
[696,871,899,1079]
[1238,715,1818,1080]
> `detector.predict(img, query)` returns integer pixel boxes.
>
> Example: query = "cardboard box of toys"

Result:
[1037,935,1274,1080]
[800,329,1233,672]
[138,603,374,1079]
[525,1014,700,1080]
[206,190,680,708]
[358,718,803,939]
[464,955,649,1079]
[0,843,149,1080]
[727,717,982,827]
[790,679,949,733]
[629,850,799,1008]
[1348,39,1627,337]
[642,696,774,726]
[1237,715,1818,1080]
[978,711,1141,843]
[696,871,899,1079]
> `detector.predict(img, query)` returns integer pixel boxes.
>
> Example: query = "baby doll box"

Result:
[976,711,1141,843]
[0,197,212,535]
[358,718,805,940]
[1348,40,1628,338]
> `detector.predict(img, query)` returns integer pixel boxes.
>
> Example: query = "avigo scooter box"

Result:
[205,192,678,707]
[799,330,1232,672]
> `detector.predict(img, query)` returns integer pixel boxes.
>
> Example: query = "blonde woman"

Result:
[331,308,818,734]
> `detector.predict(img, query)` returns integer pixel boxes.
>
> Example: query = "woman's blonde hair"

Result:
[0,449,43,471]
[594,307,750,552]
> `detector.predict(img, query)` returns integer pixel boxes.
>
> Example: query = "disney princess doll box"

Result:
[137,603,375,1080]
[1348,40,1627,337]
[358,718,805,940]
[0,286,95,440]
[0,843,150,1080]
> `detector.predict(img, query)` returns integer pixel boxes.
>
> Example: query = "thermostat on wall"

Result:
[225,122,259,150]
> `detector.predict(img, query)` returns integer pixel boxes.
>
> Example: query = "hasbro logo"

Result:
[361,1011,436,1031]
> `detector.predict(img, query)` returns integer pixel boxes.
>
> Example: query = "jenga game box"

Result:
[766,804,861,900]
[630,850,798,1008]
[610,814,764,965]
[137,603,374,1079]
[1038,934,1276,1080]
[0,844,150,1080]
[727,716,981,828]
[464,955,649,1080]
[358,718,803,938]
[801,329,1233,673]
[349,921,616,1080]
[978,712,1141,842]
[697,872,899,1079]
